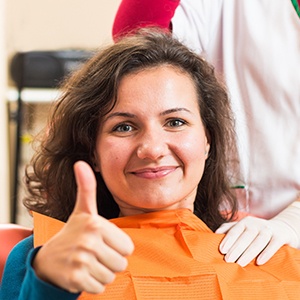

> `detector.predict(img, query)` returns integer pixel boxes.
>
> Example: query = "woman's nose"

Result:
[136,129,168,160]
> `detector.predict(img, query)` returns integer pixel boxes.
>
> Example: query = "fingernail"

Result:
[236,259,247,267]
[224,254,234,263]
[219,244,225,254]
[219,241,229,254]
[256,256,265,265]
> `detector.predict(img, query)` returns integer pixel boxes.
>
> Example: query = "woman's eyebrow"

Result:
[160,107,192,116]
[104,108,192,122]
[104,112,136,122]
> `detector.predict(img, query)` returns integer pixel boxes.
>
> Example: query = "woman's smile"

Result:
[129,166,178,179]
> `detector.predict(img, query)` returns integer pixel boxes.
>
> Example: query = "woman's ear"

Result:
[204,132,211,158]
[93,162,100,172]
[205,143,210,158]
[92,154,100,172]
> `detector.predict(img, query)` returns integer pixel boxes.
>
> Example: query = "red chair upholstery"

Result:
[0,224,32,281]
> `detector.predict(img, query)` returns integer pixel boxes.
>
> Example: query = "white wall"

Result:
[0,0,10,223]
[2,0,122,224]
[6,0,121,57]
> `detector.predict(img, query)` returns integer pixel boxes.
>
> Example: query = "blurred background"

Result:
[0,0,122,226]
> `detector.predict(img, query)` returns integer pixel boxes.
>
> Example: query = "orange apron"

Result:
[33,209,300,300]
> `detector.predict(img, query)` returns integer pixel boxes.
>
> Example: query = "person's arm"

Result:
[112,0,180,40]
[0,236,78,300]
[20,248,80,299]
[216,199,300,267]
[1,162,134,298]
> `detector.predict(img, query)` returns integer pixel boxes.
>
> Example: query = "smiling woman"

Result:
[23,27,238,230]
[1,28,300,300]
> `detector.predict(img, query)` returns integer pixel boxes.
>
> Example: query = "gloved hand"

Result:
[215,201,300,267]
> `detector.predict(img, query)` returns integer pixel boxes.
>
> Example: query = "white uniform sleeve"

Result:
[172,0,223,55]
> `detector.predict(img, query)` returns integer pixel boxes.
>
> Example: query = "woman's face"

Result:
[95,66,210,216]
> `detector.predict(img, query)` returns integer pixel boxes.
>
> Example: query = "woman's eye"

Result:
[113,124,133,132]
[167,119,187,127]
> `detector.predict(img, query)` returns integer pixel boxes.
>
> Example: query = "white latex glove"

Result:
[215,201,300,267]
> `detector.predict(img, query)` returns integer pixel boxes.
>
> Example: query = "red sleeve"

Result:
[112,0,180,40]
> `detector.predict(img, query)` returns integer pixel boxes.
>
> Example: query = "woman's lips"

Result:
[131,167,177,179]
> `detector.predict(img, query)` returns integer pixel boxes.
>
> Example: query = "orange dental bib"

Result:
[33,209,300,300]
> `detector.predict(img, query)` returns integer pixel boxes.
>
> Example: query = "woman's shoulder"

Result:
[6,235,34,262]
[1,235,79,300]
[0,235,34,299]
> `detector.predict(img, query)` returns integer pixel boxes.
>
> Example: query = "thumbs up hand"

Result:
[33,161,134,294]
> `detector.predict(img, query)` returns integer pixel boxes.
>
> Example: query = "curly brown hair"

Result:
[24,28,238,231]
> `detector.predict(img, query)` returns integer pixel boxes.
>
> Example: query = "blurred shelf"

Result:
[7,88,61,103]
